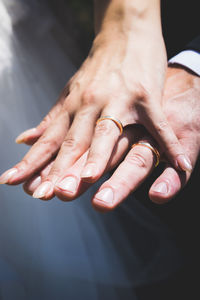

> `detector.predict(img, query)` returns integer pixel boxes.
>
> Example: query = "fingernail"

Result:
[81,163,97,179]
[56,177,78,194]
[33,181,52,199]
[94,188,114,204]
[151,182,168,194]
[177,155,192,172]
[0,168,18,184]
[15,128,37,144]
[27,176,41,191]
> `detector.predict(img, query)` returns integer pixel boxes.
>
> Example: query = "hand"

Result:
[91,66,200,209]
[0,2,191,197]
[22,124,155,205]
[149,66,200,203]
[22,66,200,211]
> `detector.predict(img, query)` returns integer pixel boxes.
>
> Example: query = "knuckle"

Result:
[95,122,113,136]
[126,151,147,168]
[155,120,169,134]
[19,158,30,170]
[62,137,81,150]
[38,135,60,150]
[76,107,92,119]
[82,87,98,106]
[39,114,52,128]
[165,140,180,154]
[168,140,180,148]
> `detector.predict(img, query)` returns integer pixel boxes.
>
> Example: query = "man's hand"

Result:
[149,66,200,203]
[90,66,200,210]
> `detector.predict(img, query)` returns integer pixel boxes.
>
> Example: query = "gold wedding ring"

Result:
[96,116,123,135]
[132,142,160,167]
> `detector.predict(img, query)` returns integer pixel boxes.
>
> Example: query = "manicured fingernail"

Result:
[27,176,41,191]
[56,177,78,194]
[15,128,37,144]
[81,163,97,179]
[0,168,18,184]
[94,188,114,204]
[151,182,168,194]
[177,155,192,172]
[33,181,52,199]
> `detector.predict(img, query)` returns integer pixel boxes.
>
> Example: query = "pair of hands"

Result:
[0,65,199,212]
[0,0,198,211]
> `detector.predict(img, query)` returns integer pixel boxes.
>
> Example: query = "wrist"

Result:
[165,65,199,101]
[94,0,162,36]
[91,23,165,60]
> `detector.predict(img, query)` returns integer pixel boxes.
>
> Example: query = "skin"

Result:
[0,1,192,197]
[19,66,200,211]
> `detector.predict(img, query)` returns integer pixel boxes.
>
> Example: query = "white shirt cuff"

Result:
[168,50,200,76]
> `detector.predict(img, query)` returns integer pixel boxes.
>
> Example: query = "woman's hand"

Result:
[22,66,200,210]
[0,1,191,198]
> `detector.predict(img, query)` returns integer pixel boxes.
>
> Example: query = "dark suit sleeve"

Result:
[184,36,200,53]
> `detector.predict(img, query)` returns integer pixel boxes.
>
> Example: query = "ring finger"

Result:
[80,112,125,183]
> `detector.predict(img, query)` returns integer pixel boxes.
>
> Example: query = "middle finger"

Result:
[80,114,123,182]
[92,139,159,212]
